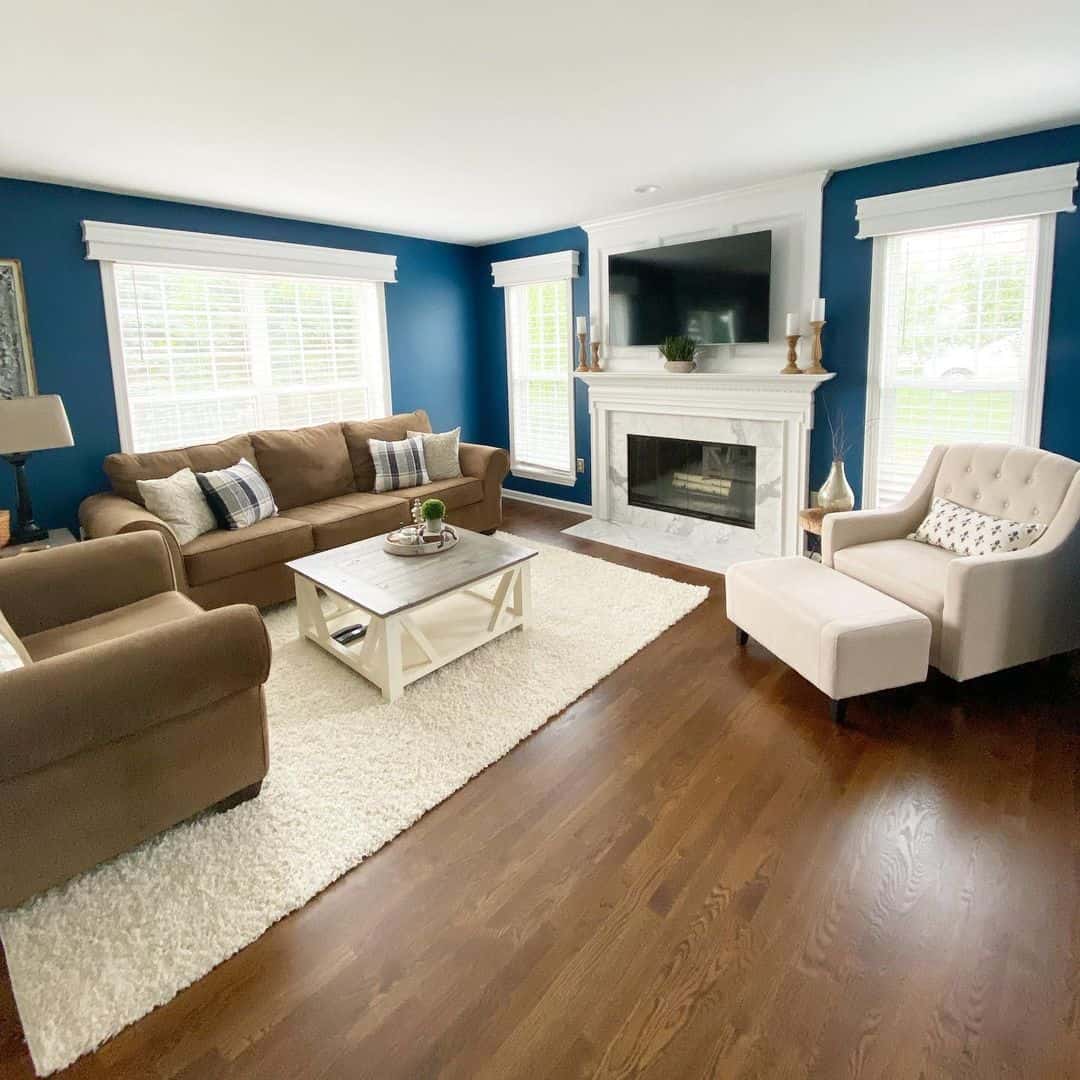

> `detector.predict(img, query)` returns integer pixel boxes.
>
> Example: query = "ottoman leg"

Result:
[829,698,849,726]
[735,626,749,647]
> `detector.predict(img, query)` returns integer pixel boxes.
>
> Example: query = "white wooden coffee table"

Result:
[287,529,537,701]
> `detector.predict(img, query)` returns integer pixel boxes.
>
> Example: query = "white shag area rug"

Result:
[0,534,707,1076]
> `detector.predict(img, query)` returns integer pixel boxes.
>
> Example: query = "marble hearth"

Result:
[565,371,834,573]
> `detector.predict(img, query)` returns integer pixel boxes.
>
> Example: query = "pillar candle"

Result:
[785,313,798,336]
[810,298,826,322]
[576,316,587,335]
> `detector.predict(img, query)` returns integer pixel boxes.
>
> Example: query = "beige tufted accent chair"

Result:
[822,444,1080,681]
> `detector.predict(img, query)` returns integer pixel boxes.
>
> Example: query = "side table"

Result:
[798,507,839,561]
[0,527,78,559]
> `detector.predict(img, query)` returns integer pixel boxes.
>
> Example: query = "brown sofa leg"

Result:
[214,780,263,813]
[480,527,497,535]
[735,626,749,647]
[830,698,849,726]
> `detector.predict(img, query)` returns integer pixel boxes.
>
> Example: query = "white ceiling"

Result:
[6,1,1079,246]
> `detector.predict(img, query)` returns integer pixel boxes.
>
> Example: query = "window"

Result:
[492,250,579,486]
[856,164,1076,508]
[85,222,395,453]
[865,218,1050,506]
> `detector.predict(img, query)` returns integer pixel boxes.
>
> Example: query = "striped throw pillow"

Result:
[196,458,278,530]
[369,435,430,493]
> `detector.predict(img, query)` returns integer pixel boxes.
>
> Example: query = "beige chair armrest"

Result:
[943,474,1080,680]
[822,445,946,566]
[0,531,177,638]
[80,491,186,588]
[0,604,270,782]
[459,443,510,491]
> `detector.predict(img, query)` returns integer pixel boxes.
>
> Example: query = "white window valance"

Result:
[83,221,398,283]
[491,250,579,288]
[855,162,1078,239]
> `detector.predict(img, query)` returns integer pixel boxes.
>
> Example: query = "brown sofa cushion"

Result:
[24,592,204,661]
[279,492,410,551]
[343,409,432,492]
[250,423,355,511]
[183,517,314,586]
[391,476,483,513]
[105,434,255,505]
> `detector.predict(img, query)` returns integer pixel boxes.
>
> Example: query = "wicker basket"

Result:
[0,510,9,548]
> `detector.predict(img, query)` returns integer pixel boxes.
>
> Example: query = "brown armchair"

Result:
[0,532,271,908]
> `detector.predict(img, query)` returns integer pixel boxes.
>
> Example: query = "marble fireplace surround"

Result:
[567,371,834,572]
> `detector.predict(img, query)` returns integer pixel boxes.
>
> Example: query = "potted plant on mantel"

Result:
[659,334,698,373]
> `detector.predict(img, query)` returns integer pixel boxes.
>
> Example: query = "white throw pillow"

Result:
[0,607,32,674]
[137,467,218,546]
[408,428,462,482]
[908,496,1047,557]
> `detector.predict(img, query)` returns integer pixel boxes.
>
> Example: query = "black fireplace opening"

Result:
[627,435,756,529]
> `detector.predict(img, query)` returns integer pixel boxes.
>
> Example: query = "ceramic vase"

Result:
[819,459,855,512]
[424,518,443,537]
[663,360,696,373]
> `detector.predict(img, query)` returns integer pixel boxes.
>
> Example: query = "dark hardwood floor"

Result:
[2,499,1078,1079]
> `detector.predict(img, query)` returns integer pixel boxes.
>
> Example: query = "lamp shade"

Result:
[0,395,74,454]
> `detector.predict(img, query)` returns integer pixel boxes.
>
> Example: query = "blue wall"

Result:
[475,228,591,505]
[5,123,1077,533]
[815,124,1080,504]
[0,178,482,532]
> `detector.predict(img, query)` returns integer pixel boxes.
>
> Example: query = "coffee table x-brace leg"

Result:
[294,563,531,702]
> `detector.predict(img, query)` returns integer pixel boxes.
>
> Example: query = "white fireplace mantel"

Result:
[573,370,835,566]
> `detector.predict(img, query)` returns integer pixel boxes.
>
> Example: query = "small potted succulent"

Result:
[420,497,446,537]
[659,334,698,373]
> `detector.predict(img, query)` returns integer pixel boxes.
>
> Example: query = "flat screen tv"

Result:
[608,230,771,346]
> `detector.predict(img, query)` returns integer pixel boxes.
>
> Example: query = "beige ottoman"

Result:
[725,556,931,725]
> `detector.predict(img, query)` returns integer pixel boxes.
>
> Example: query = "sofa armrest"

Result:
[943,474,1080,680]
[80,491,186,589]
[0,604,271,782]
[459,443,510,492]
[822,445,945,566]
[0,531,177,638]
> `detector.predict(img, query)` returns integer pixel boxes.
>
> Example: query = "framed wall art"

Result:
[0,258,37,399]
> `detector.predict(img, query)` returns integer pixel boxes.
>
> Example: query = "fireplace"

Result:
[627,434,756,529]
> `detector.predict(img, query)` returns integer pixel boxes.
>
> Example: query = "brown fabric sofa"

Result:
[0,532,270,908]
[79,410,510,610]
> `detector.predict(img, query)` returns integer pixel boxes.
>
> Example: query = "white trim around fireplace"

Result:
[573,370,833,568]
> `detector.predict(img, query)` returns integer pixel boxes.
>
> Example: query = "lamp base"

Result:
[3,452,49,545]
[12,520,48,545]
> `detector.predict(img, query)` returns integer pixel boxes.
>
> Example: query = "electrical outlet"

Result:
[576,457,585,474]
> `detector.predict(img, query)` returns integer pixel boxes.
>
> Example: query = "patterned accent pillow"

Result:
[196,458,278,530]
[908,496,1047,557]
[369,435,430,493]
[137,467,218,546]
[408,428,462,482]
[0,608,32,675]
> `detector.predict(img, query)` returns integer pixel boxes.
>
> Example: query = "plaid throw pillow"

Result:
[196,458,278,530]
[369,435,430,493]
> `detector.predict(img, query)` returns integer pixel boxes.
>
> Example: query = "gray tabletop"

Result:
[287,528,538,617]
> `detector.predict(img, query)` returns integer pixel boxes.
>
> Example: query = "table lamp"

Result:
[0,395,74,544]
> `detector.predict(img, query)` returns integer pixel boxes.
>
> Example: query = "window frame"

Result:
[492,249,580,488]
[86,222,395,454]
[861,213,1056,509]
[502,278,577,487]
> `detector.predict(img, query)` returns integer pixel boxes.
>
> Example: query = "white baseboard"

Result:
[502,488,592,515]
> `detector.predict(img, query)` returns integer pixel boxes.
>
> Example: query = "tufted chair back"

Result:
[931,444,1080,534]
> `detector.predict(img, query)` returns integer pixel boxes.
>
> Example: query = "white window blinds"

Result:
[504,278,575,485]
[866,217,1047,507]
[111,264,390,453]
